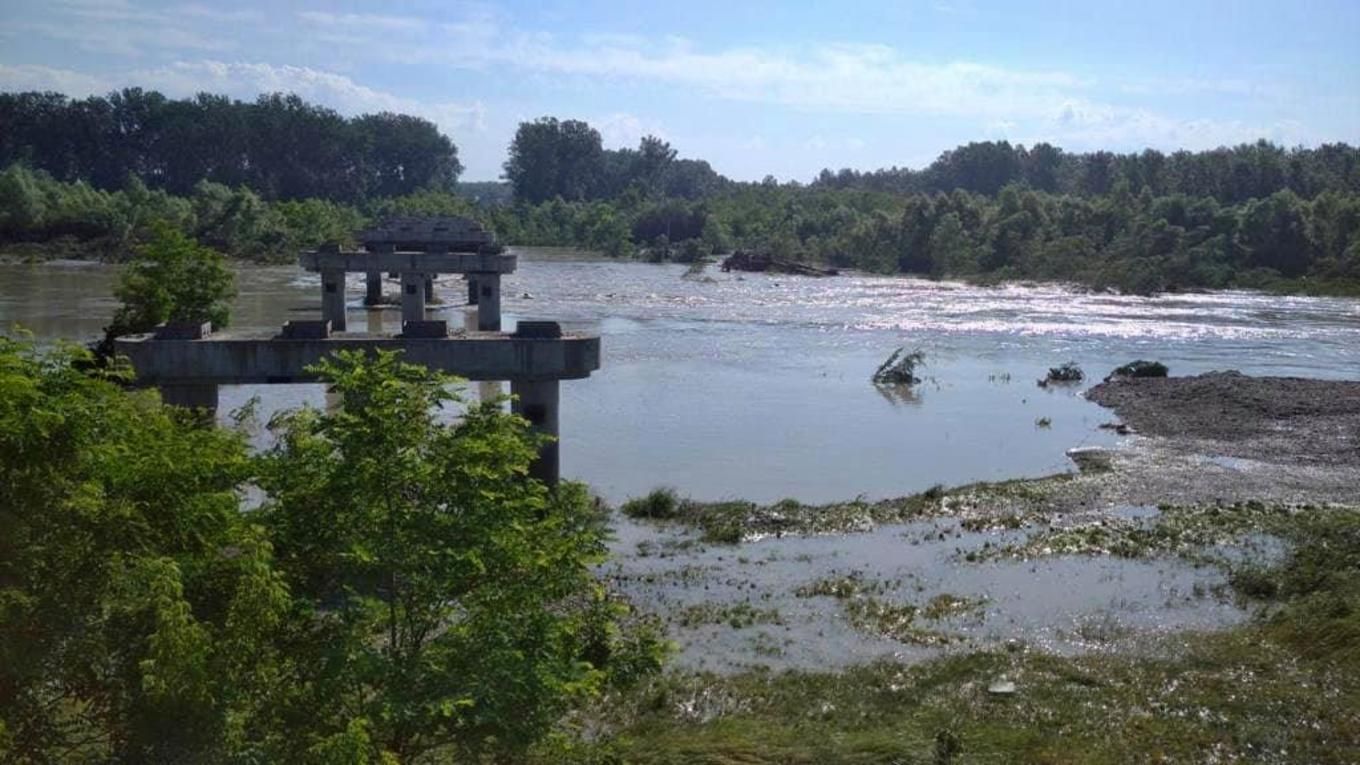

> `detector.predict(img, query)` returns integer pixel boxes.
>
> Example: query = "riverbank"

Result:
[7,238,1360,299]
[536,372,1360,762]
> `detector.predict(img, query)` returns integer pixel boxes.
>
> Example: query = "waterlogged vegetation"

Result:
[986,501,1337,563]
[537,500,1360,763]
[620,476,1074,543]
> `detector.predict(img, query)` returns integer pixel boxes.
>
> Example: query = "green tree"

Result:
[110,221,236,335]
[255,351,623,761]
[0,337,289,763]
[503,117,605,203]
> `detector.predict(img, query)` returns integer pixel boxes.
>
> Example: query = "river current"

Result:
[3,249,1357,505]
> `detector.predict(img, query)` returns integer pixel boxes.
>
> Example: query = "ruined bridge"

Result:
[115,216,600,485]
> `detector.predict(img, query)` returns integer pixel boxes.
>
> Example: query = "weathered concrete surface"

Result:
[114,331,601,384]
[299,250,516,274]
[512,379,559,485]
[359,216,495,251]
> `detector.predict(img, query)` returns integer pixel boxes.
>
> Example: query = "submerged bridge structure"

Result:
[115,217,600,485]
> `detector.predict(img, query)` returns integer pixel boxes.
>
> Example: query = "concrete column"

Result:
[463,308,503,404]
[159,383,219,413]
[466,274,480,305]
[511,379,559,486]
[321,268,347,332]
[424,276,436,303]
[400,272,426,323]
[365,272,383,306]
[476,272,501,331]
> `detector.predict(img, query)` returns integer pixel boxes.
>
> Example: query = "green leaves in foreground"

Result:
[255,350,616,761]
[0,341,660,763]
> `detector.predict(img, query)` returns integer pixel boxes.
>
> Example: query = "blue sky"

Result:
[1,0,1357,181]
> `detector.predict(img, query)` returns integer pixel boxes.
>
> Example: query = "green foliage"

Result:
[6,104,1360,295]
[0,336,285,763]
[254,351,623,760]
[0,339,661,762]
[621,488,682,520]
[0,88,459,200]
[1043,361,1084,384]
[111,221,235,334]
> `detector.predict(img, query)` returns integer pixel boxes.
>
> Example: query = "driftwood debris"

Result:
[720,250,839,277]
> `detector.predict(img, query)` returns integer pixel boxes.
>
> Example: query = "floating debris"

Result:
[872,347,926,386]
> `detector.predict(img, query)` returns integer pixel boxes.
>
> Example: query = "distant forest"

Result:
[0,89,461,201]
[2,88,1359,295]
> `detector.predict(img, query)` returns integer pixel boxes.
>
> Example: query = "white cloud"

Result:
[0,64,110,95]
[593,113,666,149]
[0,61,486,139]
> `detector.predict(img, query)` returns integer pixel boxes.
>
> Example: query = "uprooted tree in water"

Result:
[872,348,926,386]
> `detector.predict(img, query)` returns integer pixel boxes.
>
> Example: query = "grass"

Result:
[616,475,1072,544]
[534,505,1360,763]
[673,602,784,630]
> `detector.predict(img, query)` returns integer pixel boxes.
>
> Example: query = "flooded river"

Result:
[2,249,1357,505]
[6,249,1358,669]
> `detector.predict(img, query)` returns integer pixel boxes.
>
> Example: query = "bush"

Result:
[1042,361,1085,385]
[110,221,236,335]
[621,487,682,519]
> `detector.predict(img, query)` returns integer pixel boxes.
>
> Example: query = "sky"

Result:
[0,0,1357,182]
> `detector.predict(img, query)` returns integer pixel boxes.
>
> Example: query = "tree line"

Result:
[0,89,461,202]
[3,90,1359,295]
[809,139,1360,203]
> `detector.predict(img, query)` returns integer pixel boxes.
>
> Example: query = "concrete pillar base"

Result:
[511,379,559,486]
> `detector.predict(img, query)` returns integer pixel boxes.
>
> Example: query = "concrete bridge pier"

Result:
[466,274,480,306]
[159,382,218,412]
[424,276,435,303]
[365,272,383,306]
[474,272,501,331]
[321,268,347,331]
[463,308,503,404]
[401,272,426,323]
[511,378,559,486]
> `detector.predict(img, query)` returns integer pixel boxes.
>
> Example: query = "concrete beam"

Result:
[114,331,601,385]
[300,250,516,275]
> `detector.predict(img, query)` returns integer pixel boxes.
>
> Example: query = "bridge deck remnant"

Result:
[116,216,597,485]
